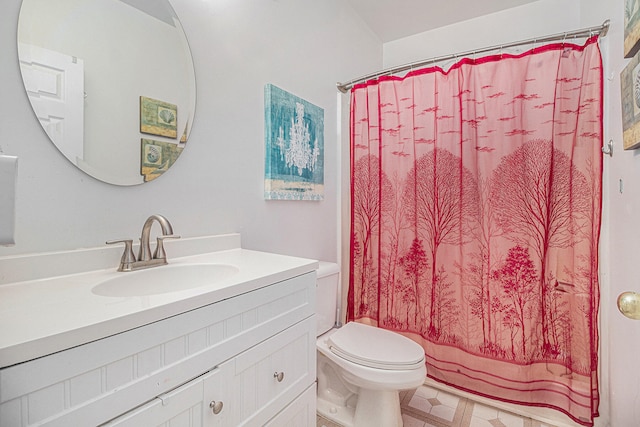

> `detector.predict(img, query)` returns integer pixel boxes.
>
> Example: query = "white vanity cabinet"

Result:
[105,317,316,427]
[0,271,317,427]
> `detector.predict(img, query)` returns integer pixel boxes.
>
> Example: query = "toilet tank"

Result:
[316,261,340,336]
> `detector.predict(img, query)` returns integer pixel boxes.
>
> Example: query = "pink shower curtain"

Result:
[348,37,602,425]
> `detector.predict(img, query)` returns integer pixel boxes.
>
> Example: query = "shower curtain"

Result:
[348,36,602,426]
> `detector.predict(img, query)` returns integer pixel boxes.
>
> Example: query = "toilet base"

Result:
[317,395,356,427]
[317,388,403,427]
[354,389,402,427]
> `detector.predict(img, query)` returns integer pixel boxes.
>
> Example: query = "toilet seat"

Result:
[327,322,425,370]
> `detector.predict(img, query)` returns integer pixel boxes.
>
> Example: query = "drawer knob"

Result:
[274,371,285,382]
[209,400,224,415]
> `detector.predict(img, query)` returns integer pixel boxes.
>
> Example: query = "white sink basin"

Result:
[92,263,239,297]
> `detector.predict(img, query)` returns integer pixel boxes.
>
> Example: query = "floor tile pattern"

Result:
[317,384,559,427]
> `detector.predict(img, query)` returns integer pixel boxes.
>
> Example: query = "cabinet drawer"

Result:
[0,273,315,427]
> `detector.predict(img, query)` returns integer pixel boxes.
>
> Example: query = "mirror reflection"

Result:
[17,0,196,185]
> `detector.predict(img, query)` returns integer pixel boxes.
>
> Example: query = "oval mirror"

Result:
[17,0,196,185]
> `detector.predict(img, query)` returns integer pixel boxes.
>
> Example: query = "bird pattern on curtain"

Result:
[348,36,602,426]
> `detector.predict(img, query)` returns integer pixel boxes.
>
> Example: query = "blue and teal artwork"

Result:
[264,84,324,200]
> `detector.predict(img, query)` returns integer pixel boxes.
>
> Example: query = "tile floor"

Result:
[317,384,559,427]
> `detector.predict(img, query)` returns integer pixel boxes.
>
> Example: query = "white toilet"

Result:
[316,262,427,427]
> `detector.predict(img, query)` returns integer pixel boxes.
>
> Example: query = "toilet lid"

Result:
[327,322,425,370]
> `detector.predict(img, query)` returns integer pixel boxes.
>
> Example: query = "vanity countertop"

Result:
[0,245,318,368]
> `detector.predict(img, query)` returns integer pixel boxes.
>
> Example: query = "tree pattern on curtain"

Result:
[348,37,602,426]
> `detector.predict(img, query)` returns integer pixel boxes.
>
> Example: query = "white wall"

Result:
[382,0,582,68]
[0,0,381,263]
[382,0,632,425]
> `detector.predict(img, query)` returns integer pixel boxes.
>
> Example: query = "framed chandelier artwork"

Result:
[264,84,324,200]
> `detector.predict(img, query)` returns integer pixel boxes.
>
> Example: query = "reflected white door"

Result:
[19,43,84,164]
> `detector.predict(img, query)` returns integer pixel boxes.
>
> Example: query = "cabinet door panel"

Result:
[264,384,316,427]
[202,360,235,427]
[233,317,316,426]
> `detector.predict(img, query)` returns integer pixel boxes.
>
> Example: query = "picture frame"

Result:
[140,96,178,139]
[625,0,640,57]
[621,51,640,150]
[264,84,324,200]
[140,138,183,182]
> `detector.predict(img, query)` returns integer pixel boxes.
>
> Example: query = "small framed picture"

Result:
[140,96,178,139]
[621,51,640,149]
[625,0,640,57]
[140,138,183,182]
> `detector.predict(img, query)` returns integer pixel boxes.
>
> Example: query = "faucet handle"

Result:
[154,235,181,260]
[106,239,137,271]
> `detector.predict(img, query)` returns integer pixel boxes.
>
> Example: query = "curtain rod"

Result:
[337,19,610,93]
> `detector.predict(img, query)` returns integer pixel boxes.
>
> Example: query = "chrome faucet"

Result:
[107,214,180,272]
